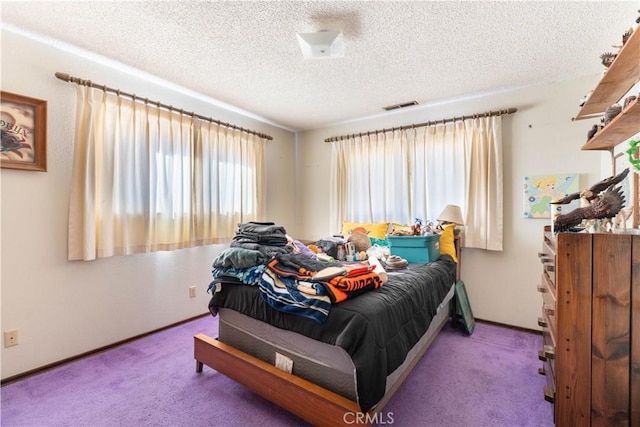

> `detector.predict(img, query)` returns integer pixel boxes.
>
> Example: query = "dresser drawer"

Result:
[542,357,556,404]
[541,304,556,338]
[541,267,556,294]
[538,257,556,287]
[538,279,556,341]
[538,311,556,345]
[539,325,556,363]
[542,232,556,257]
[539,330,556,403]
[538,317,556,406]
[542,320,556,354]
[538,250,556,269]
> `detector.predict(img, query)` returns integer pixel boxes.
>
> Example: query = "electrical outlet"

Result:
[4,329,19,347]
[274,352,293,373]
[189,286,197,298]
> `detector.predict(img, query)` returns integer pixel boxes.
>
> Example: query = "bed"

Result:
[194,253,457,426]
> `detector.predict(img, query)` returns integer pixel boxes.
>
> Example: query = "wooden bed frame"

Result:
[194,302,451,427]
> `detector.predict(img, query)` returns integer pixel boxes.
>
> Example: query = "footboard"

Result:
[194,333,364,427]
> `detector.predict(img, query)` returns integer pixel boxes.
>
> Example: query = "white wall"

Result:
[0,29,296,379]
[295,76,605,330]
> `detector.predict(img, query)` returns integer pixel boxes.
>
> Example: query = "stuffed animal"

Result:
[347,231,371,253]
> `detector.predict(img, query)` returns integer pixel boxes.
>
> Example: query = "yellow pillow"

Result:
[391,223,413,233]
[440,224,458,263]
[341,222,389,240]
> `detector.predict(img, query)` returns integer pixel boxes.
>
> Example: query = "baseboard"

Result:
[475,317,541,335]
[0,313,210,386]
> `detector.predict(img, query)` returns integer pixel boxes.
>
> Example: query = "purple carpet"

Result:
[1,315,553,426]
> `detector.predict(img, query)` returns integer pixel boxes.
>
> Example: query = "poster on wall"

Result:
[0,91,47,172]
[523,173,579,218]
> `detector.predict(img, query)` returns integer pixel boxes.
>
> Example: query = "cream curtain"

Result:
[330,131,412,229]
[463,116,503,250]
[330,115,503,250]
[68,86,265,261]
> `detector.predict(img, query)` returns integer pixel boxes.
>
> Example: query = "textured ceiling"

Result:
[1,1,639,131]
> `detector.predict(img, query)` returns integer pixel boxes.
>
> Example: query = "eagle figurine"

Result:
[552,168,629,205]
[553,185,626,233]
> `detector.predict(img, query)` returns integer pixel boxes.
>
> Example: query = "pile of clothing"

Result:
[230,221,292,257]
[210,221,385,323]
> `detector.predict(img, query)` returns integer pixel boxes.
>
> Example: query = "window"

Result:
[330,117,504,250]
[68,86,266,260]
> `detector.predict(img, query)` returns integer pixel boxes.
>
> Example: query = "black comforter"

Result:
[208,255,456,412]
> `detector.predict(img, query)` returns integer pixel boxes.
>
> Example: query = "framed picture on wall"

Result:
[1,91,47,172]
[523,173,580,218]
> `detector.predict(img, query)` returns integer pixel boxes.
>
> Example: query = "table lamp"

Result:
[437,204,465,237]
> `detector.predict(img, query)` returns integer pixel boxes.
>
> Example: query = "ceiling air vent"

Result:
[383,100,419,111]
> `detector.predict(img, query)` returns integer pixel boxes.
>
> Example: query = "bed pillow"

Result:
[440,224,458,263]
[391,223,413,233]
[341,222,389,240]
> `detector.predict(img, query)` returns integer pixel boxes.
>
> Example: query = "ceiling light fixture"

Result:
[296,30,344,60]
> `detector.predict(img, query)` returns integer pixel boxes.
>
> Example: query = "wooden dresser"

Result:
[537,226,640,426]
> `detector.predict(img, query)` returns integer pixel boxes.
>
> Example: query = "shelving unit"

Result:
[574,25,640,228]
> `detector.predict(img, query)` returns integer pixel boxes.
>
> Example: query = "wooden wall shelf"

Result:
[581,99,640,150]
[575,28,640,120]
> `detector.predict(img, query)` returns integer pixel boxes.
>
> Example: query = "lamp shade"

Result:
[296,30,344,60]
[437,204,464,225]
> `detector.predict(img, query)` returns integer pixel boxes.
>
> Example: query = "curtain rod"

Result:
[324,107,517,143]
[54,72,273,141]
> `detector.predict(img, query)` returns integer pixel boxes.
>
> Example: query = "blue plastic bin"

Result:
[387,234,440,263]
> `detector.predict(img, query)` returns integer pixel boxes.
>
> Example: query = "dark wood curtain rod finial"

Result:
[55,72,71,82]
